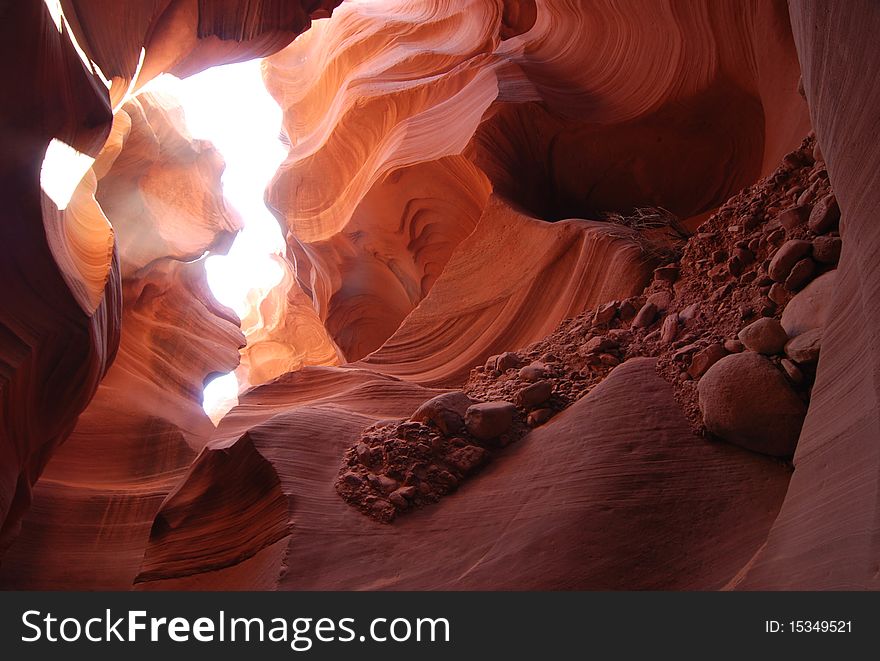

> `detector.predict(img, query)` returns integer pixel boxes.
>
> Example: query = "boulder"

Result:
[698,353,807,456]
[781,270,835,337]
[738,318,788,355]
[411,391,475,435]
[464,401,516,439]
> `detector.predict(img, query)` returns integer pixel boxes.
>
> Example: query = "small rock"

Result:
[632,302,658,329]
[484,355,500,371]
[464,401,516,439]
[583,335,618,354]
[784,257,816,292]
[446,446,489,475]
[768,282,788,305]
[647,290,673,311]
[411,391,475,435]
[653,265,679,283]
[341,471,363,487]
[688,343,727,379]
[735,247,755,266]
[660,314,679,344]
[673,342,701,360]
[778,205,810,230]
[738,317,789,355]
[723,339,744,353]
[727,256,743,277]
[371,500,397,522]
[618,300,637,322]
[514,380,553,409]
[593,301,617,325]
[781,358,805,386]
[518,362,547,382]
[367,473,399,493]
[812,235,841,265]
[781,270,836,337]
[796,186,816,207]
[389,491,410,509]
[808,194,840,234]
[599,353,620,366]
[527,408,554,427]
[356,442,372,466]
[766,228,787,246]
[698,352,806,456]
[784,328,822,365]
[768,239,812,282]
[678,303,699,323]
[496,352,523,372]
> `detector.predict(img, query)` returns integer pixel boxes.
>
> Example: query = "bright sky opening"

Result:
[144,60,289,421]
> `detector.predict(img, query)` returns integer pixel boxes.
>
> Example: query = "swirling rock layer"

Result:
[5,0,880,591]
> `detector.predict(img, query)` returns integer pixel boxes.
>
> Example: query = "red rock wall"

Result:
[264,0,810,369]
[0,0,116,553]
[735,0,880,590]
[0,0,335,579]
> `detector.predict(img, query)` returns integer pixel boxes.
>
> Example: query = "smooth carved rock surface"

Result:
[735,0,880,590]
[135,359,790,590]
[6,0,880,592]
[264,0,809,366]
[0,92,244,588]
[0,0,337,561]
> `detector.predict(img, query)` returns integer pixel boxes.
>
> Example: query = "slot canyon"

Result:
[1,0,879,590]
